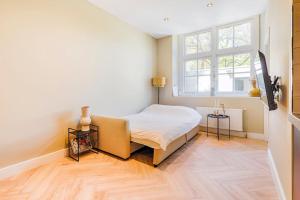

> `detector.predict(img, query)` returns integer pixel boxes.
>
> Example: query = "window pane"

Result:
[254,53,262,70]
[198,32,211,53]
[234,53,251,73]
[218,55,233,74]
[184,76,197,93]
[256,69,265,91]
[234,23,251,47]
[218,26,233,49]
[234,73,250,92]
[218,74,233,92]
[185,35,197,55]
[198,58,211,75]
[185,60,197,76]
[198,76,210,92]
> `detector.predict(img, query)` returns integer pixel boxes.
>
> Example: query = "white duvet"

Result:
[124,104,202,151]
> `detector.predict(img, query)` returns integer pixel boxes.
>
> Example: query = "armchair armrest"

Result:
[91,115,131,159]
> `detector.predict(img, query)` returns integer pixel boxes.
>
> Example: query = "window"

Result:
[178,18,258,96]
[218,23,252,49]
[217,53,251,93]
[184,58,211,93]
[184,32,211,55]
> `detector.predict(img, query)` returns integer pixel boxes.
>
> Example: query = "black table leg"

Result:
[207,115,209,137]
[68,130,70,159]
[77,137,80,162]
[217,118,220,140]
[229,117,231,140]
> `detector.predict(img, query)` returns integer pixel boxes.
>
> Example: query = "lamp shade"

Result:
[152,77,166,88]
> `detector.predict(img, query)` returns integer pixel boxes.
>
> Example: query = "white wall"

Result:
[0,0,157,168]
[157,36,264,134]
[264,0,293,199]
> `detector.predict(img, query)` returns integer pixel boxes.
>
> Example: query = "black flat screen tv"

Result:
[254,51,278,111]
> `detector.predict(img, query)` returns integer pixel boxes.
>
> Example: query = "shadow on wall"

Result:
[37,111,77,155]
[280,84,288,108]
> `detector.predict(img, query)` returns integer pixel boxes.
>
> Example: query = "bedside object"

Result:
[213,99,220,115]
[152,76,166,104]
[206,114,230,140]
[68,125,99,161]
[220,103,226,115]
[80,106,91,131]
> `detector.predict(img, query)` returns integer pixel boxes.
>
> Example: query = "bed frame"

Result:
[91,115,199,166]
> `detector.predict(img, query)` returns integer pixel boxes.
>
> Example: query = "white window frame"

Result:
[178,17,259,97]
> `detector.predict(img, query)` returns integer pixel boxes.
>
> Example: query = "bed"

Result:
[91,104,202,166]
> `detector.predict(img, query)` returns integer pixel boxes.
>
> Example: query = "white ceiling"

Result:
[88,0,268,38]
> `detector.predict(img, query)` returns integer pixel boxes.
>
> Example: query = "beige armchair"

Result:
[91,116,131,159]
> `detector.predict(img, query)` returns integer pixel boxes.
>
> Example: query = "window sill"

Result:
[174,95,261,99]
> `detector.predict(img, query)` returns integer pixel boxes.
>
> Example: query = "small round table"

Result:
[206,114,230,140]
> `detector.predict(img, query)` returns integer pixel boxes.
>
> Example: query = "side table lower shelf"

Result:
[68,125,99,162]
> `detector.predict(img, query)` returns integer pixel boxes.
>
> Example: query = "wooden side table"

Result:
[206,114,230,140]
[68,124,99,161]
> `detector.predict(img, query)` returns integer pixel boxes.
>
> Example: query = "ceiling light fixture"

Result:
[207,2,213,7]
[163,17,170,22]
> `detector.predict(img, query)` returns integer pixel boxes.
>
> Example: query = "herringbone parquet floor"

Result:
[0,134,279,200]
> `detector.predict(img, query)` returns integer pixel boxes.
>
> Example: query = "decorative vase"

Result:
[213,99,219,115]
[80,106,91,131]
[220,104,225,115]
[249,79,261,97]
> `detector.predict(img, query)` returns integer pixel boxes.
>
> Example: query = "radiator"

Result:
[196,107,244,132]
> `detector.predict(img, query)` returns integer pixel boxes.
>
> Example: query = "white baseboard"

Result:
[247,132,268,141]
[200,126,267,141]
[0,148,67,180]
[268,149,286,200]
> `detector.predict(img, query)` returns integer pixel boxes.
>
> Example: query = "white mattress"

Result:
[124,104,202,150]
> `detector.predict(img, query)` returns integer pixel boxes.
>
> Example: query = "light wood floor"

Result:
[0,134,279,200]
